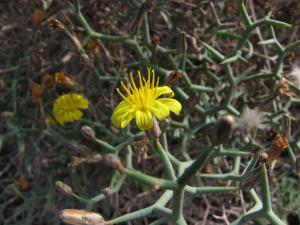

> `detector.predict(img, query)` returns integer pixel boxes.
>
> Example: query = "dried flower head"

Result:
[87,39,100,55]
[31,83,43,103]
[55,71,74,86]
[32,9,45,27]
[111,68,182,131]
[287,66,300,87]
[274,79,295,97]
[15,175,30,191]
[132,137,150,163]
[166,70,183,86]
[267,134,289,165]
[53,93,89,125]
[43,74,54,89]
[60,209,105,225]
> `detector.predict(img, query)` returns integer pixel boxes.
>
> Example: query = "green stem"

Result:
[155,139,176,180]
[260,163,272,212]
[178,145,215,185]
[172,187,185,221]
[267,211,286,225]
[124,168,178,190]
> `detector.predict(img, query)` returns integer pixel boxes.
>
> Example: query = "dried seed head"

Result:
[267,134,289,165]
[214,115,235,145]
[237,107,265,135]
[60,209,105,225]
[55,181,74,196]
[81,126,96,140]
[104,154,124,172]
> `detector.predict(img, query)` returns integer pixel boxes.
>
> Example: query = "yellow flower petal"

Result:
[111,100,135,128]
[155,86,174,98]
[135,110,153,130]
[150,100,170,121]
[157,98,182,115]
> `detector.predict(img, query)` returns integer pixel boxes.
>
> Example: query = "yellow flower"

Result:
[111,68,182,130]
[53,93,88,125]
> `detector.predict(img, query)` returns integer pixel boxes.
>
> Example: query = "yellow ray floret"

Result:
[111,68,182,131]
[53,93,89,125]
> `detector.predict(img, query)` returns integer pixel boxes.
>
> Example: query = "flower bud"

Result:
[101,187,113,196]
[60,209,105,225]
[259,152,269,163]
[55,181,74,196]
[81,126,96,140]
[104,154,124,172]
[214,115,235,145]
[147,117,161,139]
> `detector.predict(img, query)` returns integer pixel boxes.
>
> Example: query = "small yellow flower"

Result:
[111,68,182,130]
[53,93,88,125]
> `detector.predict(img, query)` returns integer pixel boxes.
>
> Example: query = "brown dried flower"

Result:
[132,137,150,163]
[214,115,235,145]
[267,134,289,165]
[166,70,183,86]
[151,34,160,47]
[31,83,43,103]
[274,79,295,97]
